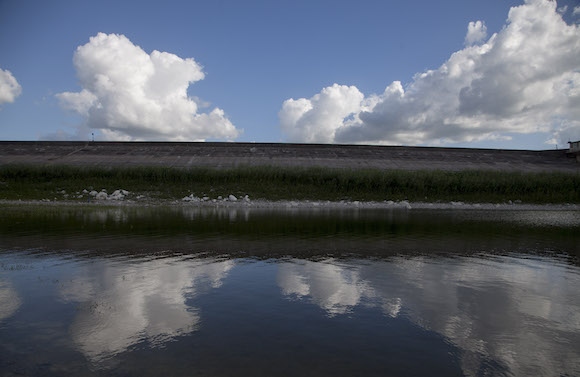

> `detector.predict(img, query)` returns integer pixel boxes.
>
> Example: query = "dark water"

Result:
[0,205,579,377]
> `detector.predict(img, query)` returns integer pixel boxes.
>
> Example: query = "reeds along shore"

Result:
[0,164,579,203]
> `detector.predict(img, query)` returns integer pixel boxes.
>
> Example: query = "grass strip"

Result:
[0,164,578,203]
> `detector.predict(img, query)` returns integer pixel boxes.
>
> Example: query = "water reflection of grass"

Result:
[0,206,578,260]
[0,164,578,203]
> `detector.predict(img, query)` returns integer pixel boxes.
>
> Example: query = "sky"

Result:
[0,0,579,149]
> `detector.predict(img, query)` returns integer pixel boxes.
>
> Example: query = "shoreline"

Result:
[1,198,578,211]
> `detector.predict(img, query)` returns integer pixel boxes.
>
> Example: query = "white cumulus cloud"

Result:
[0,68,22,106]
[57,33,241,141]
[280,84,365,143]
[557,5,568,15]
[279,0,580,147]
[465,20,487,46]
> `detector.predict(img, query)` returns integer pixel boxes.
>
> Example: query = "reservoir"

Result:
[0,205,579,376]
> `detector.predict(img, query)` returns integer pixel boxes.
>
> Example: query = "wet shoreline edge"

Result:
[1,199,578,211]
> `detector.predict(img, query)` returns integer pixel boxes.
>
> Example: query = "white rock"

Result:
[82,189,88,194]
[89,190,98,197]
[228,195,237,201]
[244,195,250,202]
[399,200,411,209]
[95,192,108,200]
[107,190,125,200]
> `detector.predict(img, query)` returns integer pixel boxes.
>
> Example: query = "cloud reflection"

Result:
[277,260,371,316]
[0,279,21,322]
[277,256,580,376]
[60,257,233,362]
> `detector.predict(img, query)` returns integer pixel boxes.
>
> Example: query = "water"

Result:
[0,205,579,376]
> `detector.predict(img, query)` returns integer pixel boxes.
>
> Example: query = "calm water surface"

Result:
[0,205,579,376]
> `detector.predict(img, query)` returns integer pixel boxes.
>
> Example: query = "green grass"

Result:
[0,164,579,203]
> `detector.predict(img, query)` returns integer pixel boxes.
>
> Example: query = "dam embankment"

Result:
[0,141,578,173]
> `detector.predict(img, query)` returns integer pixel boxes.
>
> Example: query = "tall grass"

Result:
[0,164,578,203]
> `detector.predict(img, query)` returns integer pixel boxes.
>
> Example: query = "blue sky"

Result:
[0,0,579,149]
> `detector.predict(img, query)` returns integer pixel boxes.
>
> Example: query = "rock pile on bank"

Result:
[89,189,130,201]
[182,194,251,203]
